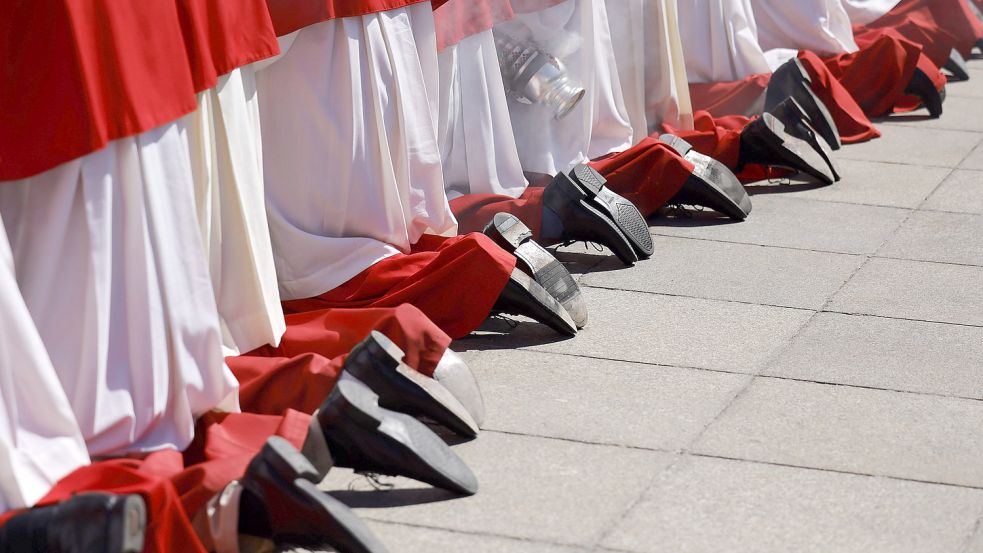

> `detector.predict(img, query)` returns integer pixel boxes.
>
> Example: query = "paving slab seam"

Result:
[746,192,918,212]
[958,508,983,553]
[365,519,592,550]
[688,452,983,492]
[869,253,983,269]
[479,428,681,455]
[646,231,879,256]
[819,309,983,329]
[513,347,762,377]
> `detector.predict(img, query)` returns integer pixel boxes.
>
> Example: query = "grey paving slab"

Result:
[836,124,981,168]
[370,523,588,553]
[776,158,949,209]
[460,287,814,374]
[949,68,983,97]
[765,312,983,399]
[602,455,983,553]
[694,378,983,487]
[827,257,983,326]
[923,169,983,214]
[470,349,749,450]
[962,519,983,553]
[878,210,983,266]
[960,139,983,171]
[882,95,983,133]
[581,236,863,310]
[651,194,909,254]
[319,432,673,547]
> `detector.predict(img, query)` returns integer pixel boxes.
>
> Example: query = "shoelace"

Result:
[349,472,396,491]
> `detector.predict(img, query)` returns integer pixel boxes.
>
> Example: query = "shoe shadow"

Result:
[745,180,828,195]
[456,321,569,351]
[873,113,934,123]
[327,487,462,509]
[648,209,741,228]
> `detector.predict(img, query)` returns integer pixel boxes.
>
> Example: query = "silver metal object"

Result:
[494,31,586,119]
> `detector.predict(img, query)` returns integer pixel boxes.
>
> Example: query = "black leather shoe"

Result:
[542,168,641,266]
[493,268,578,336]
[765,58,841,150]
[0,494,146,553]
[977,38,983,55]
[570,165,653,258]
[740,112,835,185]
[343,331,479,438]
[659,134,752,221]
[484,212,587,328]
[315,376,479,495]
[767,97,841,181]
[945,48,970,81]
[905,67,944,118]
[239,437,388,553]
[433,350,485,427]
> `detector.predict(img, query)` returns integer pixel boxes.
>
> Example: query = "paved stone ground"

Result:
[301,64,983,552]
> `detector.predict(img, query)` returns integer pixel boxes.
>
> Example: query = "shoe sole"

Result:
[945,49,970,81]
[767,58,841,150]
[347,332,480,438]
[571,165,654,258]
[486,213,587,328]
[758,113,834,185]
[496,269,578,336]
[329,378,479,496]
[103,495,147,553]
[658,134,751,221]
[770,99,841,181]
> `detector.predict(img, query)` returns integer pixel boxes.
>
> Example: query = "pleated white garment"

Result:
[607,0,694,138]
[676,0,773,83]
[437,29,529,200]
[0,215,89,511]
[750,0,859,67]
[0,121,238,458]
[501,0,634,176]
[184,66,286,355]
[256,3,458,302]
[841,0,903,25]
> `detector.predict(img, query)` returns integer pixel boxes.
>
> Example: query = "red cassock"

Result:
[855,0,983,64]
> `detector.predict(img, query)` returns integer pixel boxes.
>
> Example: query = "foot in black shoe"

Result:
[767,97,841,181]
[765,58,841,150]
[239,436,388,553]
[569,165,653,258]
[493,268,578,336]
[484,212,587,328]
[316,376,479,495]
[342,331,479,438]
[433,350,485,427]
[945,48,970,81]
[905,67,944,118]
[542,169,640,265]
[659,134,752,221]
[0,493,146,553]
[740,112,835,185]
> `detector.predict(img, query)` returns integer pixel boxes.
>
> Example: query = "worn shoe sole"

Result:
[485,213,587,328]
[494,269,578,336]
[570,165,654,258]
[324,378,479,496]
[345,331,480,438]
[769,98,841,181]
[754,113,835,185]
[659,134,752,221]
[104,495,147,553]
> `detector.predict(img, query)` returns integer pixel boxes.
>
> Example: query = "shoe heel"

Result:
[104,494,147,553]
[261,436,321,484]
[570,164,607,197]
[487,212,532,251]
[330,377,386,430]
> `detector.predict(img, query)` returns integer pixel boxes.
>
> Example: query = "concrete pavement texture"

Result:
[289,65,983,552]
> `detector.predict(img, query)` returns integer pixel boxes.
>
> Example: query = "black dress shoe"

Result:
[541,168,644,266]
[659,134,752,221]
[945,48,970,81]
[767,97,841,181]
[740,112,835,185]
[977,38,983,55]
[343,331,479,438]
[239,437,388,553]
[765,58,841,150]
[570,165,654,258]
[484,212,587,328]
[315,376,479,495]
[433,350,485,427]
[905,67,944,117]
[493,268,578,336]
[0,494,146,553]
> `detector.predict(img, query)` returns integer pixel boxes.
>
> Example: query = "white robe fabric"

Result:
[256,3,458,302]
[841,0,903,25]
[0,214,89,511]
[500,0,634,176]
[437,29,529,200]
[607,0,695,137]
[185,66,286,355]
[675,0,773,83]
[0,121,238,458]
[750,0,859,68]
